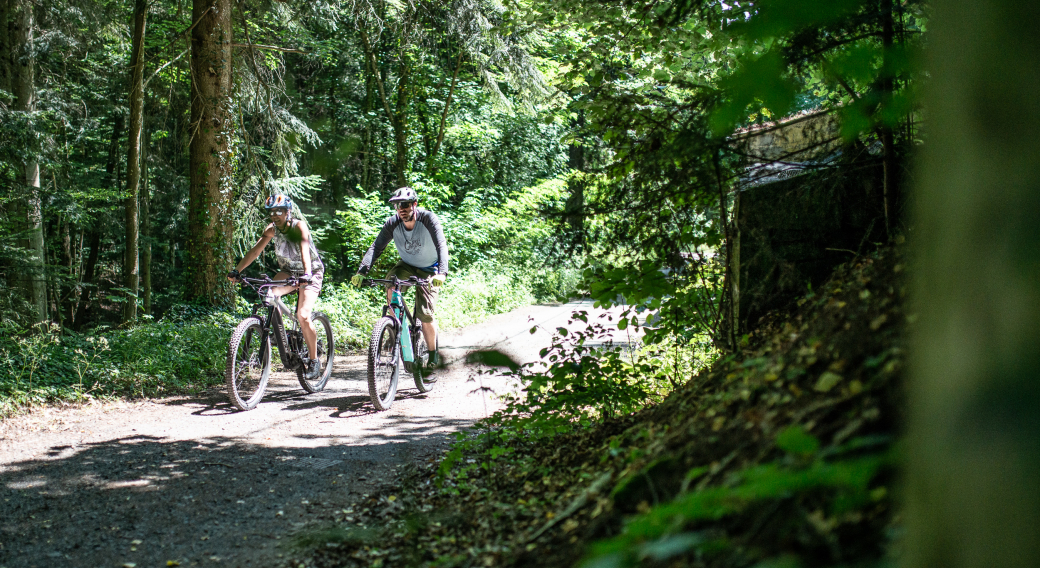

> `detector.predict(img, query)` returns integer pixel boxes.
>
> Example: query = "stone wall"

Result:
[734,161,887,329]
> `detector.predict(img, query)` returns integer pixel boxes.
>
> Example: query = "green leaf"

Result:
[776,425,820,456]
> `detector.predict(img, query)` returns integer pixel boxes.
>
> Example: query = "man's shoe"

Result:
[305,357,321,380]
[427,350,440,369]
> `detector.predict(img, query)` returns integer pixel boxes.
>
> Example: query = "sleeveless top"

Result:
[271,219,324,275]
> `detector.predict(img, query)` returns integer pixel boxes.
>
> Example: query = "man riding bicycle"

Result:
[228,194,325,381]
[351,187,449,368]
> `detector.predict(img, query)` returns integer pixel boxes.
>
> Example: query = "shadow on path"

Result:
[0,413,471,567]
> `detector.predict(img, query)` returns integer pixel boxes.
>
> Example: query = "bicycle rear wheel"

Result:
[297,311,334,393]
[367,316,400,410]
[226,316,271,411]
[412,331,437,393]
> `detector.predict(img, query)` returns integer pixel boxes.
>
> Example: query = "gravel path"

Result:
[0,300,632,568]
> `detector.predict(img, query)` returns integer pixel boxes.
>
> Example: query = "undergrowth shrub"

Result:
[438,310,716,489]
[0,309,237,418]
[580,427,893,568]
[313,284,383,350]
[316,262,562,349]
[436,265,535,329]
[0,259,578,416]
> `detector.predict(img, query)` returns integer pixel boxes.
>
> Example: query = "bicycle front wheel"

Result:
[412,331,437,393]
[297,311,334,393]
[226,316,271,411]
[367,316,400,411]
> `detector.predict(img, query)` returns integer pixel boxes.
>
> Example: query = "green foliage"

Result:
[581,433,893,568]
[312,283,384,350]
[314,263,550,351]
[436,265,535,329]
[476,312,700,442]
[0,309,237,417]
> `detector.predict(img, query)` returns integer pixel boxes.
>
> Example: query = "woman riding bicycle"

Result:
[227,194,324,380]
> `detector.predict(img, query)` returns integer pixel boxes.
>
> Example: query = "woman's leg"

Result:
[297,287,319,359]
[270,272,294,297]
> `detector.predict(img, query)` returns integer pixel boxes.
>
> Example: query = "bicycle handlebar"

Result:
[237,275,302,290]
[362,275,431,290]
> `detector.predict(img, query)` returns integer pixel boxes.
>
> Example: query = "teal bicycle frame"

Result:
[390,288,414,363]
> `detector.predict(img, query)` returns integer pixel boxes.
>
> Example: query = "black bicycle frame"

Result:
[249,289,304,371]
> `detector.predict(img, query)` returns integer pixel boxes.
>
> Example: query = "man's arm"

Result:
[420,211,450,275]
[357,215,399,274]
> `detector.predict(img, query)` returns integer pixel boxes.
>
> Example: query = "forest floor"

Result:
[0,300,634,568]
[288,245,906,568]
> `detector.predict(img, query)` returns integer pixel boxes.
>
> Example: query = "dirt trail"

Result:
[0,300,631,568]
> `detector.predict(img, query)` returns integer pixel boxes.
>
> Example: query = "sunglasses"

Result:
[394,202,416,211]
[268,208,289,216]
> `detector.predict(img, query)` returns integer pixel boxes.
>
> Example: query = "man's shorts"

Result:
[386,262,438,323]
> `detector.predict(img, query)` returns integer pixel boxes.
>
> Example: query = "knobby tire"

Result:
[297,311,335,393]
[225,316,271,411]
[412,331,437,393]
[367,316,400,411]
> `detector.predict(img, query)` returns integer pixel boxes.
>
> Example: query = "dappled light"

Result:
[3,0,1028,566]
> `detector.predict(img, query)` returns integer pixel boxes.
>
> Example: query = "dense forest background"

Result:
[0,0,923,421]
[4,1,1040,567]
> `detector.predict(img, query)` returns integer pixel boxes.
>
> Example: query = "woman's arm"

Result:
[234,225,276,273]
[298,220,313,275]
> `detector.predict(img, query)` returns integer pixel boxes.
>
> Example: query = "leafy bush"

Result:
[436,265,535,329]
[485,314,676,438]
[0,310,237,418]
[315,262,542,349]
[436,308,717,491]
[313,283,384,350]
[580,429,893,568]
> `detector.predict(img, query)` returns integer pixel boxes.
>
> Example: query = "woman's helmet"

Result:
[264,194,293,210]
[388,187,418,205]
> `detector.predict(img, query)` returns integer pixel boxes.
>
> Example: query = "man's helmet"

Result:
[388,187,418,205]
[265,194,293,210]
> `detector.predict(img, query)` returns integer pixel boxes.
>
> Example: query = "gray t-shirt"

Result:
[358,208,449,275]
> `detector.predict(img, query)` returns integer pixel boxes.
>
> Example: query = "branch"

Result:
[236,1,275,117]
[231,43,307,54]
[144,48,188,88]
[429,49,465,164]
[359,27,398,133]
[145,6,212,65]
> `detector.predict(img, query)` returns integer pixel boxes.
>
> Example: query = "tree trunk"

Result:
[74,114,123,329]
[10,0,47,323]
[427,49,465,171]
[140,125,152,316]
[60,211,72,324]
[908,1,1040,567]
[392,50,411,187]
[359,26,409,189]
[362,72,373,192]
[186,0,235,307]
[122,0,146,324]
[879,0,897,237]
[0,0,11,94]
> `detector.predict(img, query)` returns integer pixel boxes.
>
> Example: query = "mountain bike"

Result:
[225,274,334,411]
[361,276,438,410]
